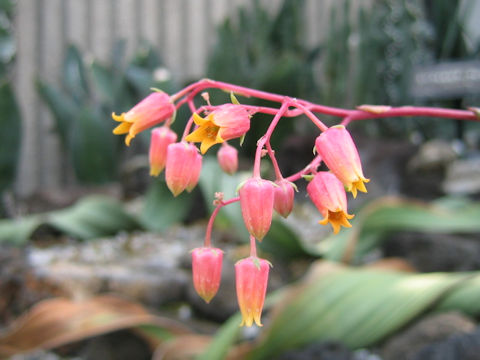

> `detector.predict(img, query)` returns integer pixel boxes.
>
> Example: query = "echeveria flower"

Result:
[185,104,250,154]
[192,247,223,303]
[315,125,369,198]
[235,256,270,327]
[112,92,175,146]
[149,126,177,176]
[307,171,354,234]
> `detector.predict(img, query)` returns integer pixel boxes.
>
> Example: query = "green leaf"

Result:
[63,45,90,103]
[259,218,310,260]
[248,263,477,359]
[90,60,115,103]
[0,81,20,193]
[36,78,78,145]
[197,313,243,360]
[139,178,193,232]
[70,107,117,183]
[0,216,42,245]
[47,195,139,240]
[317,197,480,263]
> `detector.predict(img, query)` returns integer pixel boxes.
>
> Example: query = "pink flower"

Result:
[307,172,354,234]
[185,104,251,154]
[235,256,270,327]
[186,152,203,192]
[273,179,295,218]
[239,178,275,241]
[149,127,177,176]
[217,142,238,175]
[315,125,369,198]
[192,247,223,303]
[165,142,199,196]
[112,92,175,146]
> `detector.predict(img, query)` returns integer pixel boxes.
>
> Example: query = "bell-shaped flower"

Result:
[112,92,175,146]
[185,104,250,154]
[273,179,296,218]
[165,142,199,196]
[235,256,270,327]
[186,152,203,192]
[307,171,354,234]
[192,247,223,303]
[217,142,238,175]
[149,127,177,176]
[239,177,275,241]
[315,125,369,198]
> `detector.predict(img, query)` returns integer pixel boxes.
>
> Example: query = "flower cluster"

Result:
[111,82,369,327]
[112,79,477,327]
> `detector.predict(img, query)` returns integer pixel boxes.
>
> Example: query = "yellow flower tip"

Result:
[125,133,134,146]
[112,112,125,122]
[149,166,161,177]
[113,121,131,135]
[193,112,208,125]
[319,210,354,234]
[239,313,262,327]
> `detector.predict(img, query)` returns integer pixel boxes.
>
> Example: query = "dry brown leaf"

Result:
[152,334,212,360]
[0,295,191,358]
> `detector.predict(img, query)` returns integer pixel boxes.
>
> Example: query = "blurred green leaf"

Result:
[317,197,480,263]
[36,78,78,145]
[70,107,117,183]
[47,195,139,239]
[0,216,41,245]
[0,196,139,244]
[197,313,243,360]
[140,178,193,232]
[0,81,20,193]
[248,262,480,358]
[63,45,89,103]
[90,60,115,103]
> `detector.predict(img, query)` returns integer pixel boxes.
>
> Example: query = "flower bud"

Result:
[235,256,270,327]
[315,125,369,198]
[149,127,177,176]
[307,172,354,234]
[113,92,175,146]
[239,178,275,241]
[165,142,198,196]
[186,152,203,192]
[273,179,295,218]
[192,247,223,303]
[217,142,238,175]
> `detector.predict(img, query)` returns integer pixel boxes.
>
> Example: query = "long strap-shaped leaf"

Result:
[247,262,478,359]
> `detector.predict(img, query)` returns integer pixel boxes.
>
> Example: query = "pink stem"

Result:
[204,196,240,247]
[249,235,257,258]
[291,102,329,132]
[253,101,291,178]
[285,155,323,182]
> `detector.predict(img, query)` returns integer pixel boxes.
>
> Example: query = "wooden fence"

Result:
[13,0,353,196]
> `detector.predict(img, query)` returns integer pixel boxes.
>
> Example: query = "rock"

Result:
[25,227,206,307]
[443,156,480,195]
[274,341,381,360]
[383,232,480,272]
[411,325,480,360]
[381,312,476,360]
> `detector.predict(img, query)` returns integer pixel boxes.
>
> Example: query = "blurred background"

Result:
[2,0,480,359]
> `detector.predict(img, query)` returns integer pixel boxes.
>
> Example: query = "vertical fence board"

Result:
[38,0,64,189]
[15,0,39,196]
[14,0,331,196]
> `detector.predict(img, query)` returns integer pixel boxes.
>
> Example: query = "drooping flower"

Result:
[165,142,199,196]
[307,171,354,234]
[186,152,203,192]
[273,179,296,218]
[149,127,177,176]
[235,256,270,327]
[217,142,238,175]
[112,92,175,146]
[239,177,275,241]
[192,247,223,303]
[185,104,251,154]
[315,125,369,198]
